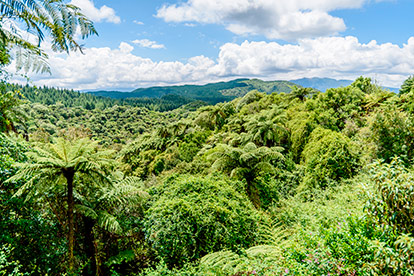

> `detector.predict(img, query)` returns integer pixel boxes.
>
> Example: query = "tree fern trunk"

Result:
[65,169,75,274]
[246,178,261,209]
[82,216,97,276]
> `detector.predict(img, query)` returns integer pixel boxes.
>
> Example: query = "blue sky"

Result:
[15,0,414,91]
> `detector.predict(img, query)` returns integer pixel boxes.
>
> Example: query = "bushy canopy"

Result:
[302,127,360,189]
[144,174,260,267]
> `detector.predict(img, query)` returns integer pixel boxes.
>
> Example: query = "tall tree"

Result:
[7,137,113,273]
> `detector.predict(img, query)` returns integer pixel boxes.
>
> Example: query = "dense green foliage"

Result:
[90,79,295,105]
[144,175,260,267]
[369,107,414,164]
[0,133,66,275]
[399,75,414,94]
[0,88,22,132]
[6,83,198,111]
[301,127,360,190]
[18,102,191,145]
[2,76,414,275]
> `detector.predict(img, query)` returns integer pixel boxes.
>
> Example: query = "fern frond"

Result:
[75,204,97,220]
[200,250,241,272]
[97,211,122,234]
[246,245,281,261]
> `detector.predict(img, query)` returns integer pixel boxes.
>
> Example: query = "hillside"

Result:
[7,84,197,112]
[89,79,296,104]
[89,78,399,105]
[291,77,353,92]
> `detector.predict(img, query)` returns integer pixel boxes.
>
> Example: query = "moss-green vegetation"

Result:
[1,76,414,275]
[91,78,296,104]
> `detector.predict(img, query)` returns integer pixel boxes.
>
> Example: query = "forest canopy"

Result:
[2,74,414,275]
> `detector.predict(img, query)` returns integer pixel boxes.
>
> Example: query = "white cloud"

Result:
[16,37,414,91]
[210,36,414,87]
[133,20,144,25]
[132,39,166,49]
[156,0,382,40]
[119,42,134,53]
[70,0,121,24]
[17,42,214,90]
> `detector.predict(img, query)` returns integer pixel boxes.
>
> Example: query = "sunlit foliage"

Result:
[3,75,414,274]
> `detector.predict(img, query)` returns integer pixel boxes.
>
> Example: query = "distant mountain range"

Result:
[290,78,353,92]
[89,77,400,104]
[290,77,399,93]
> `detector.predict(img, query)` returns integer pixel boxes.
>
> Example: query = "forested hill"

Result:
[6,83,197,112]
[291,77,353,92]
[89,79,295,104]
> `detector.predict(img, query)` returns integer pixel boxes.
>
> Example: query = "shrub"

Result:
[310,86,365,131]
[364,158,414,274]
[139,261,203,276]
[286,108,315,163]
[366,158,414,235]
[143,175,260,267]
[369,108,414,164]
[301,127,360,189]
[256,163,303,209]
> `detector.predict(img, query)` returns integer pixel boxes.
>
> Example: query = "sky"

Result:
[10,0,414,91]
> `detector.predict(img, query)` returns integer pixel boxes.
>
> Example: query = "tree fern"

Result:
[201,219,291,274]
[208,142,284,207]
[6,137,114,272]
[0,0,97,72]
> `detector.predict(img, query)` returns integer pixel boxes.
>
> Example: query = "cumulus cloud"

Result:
[156,0,382,40]
[132,39,166,49]
[19,42,215,90]
[211,37,414,86]
[18,36,414,90]
[70,0,121,24]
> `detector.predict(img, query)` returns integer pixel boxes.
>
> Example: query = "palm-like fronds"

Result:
[257,218,291,246]
[5,137,114,271]
[201,250,241,272]
[364,90,394,110]
[287,85,318,101]
[74,175,148,237]
[201,219,291,274]
[0,89,26,133]
[208,142,284,207]
[0,0,97,72]
[8,137,114,195]
[244,105,289,147]
[97,211,122,235]
[201,245,284,274]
